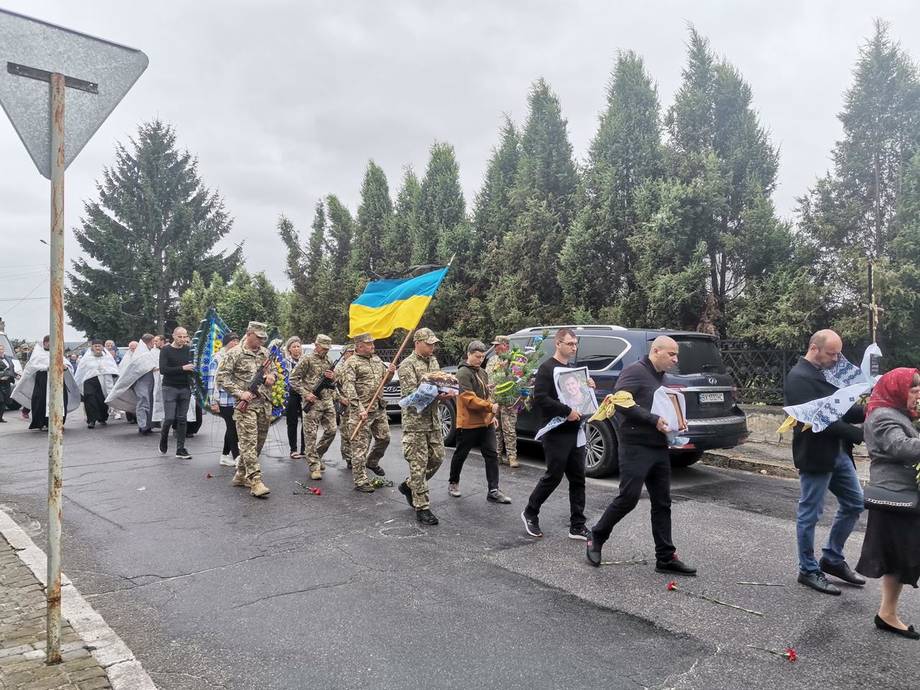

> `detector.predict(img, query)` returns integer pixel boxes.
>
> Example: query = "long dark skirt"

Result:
[856,509,920,588]
[83,377,109,424]
[28,370,68,428]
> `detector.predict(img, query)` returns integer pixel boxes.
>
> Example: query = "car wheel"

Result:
[670,450,703,468]
[584,421,618,478]
[439,400,457,447]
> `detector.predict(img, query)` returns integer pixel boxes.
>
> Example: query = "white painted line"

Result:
[0,509,157,690]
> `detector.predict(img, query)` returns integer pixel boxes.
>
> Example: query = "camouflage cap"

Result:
[413,327,440,344]
[343,344,356,353]
[315,333,333,347]
[352,333,374,344]
[246,321,269,339]
[491,335,510,345]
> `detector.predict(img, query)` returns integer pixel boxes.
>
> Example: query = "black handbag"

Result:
[863,484,920,513]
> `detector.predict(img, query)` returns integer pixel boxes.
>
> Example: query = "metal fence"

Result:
[721,339,798,405]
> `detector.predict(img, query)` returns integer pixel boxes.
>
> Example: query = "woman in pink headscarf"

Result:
[856,367,920,640]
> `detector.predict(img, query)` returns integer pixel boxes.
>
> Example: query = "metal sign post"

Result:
[0,8,147,664]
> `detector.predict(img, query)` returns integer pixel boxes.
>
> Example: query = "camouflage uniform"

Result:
[398,351,444,509]
[340,350,389,486]
[290,351,337,473]
[486,354,518,465]
[216,343,273,483]
[334,355,353,467]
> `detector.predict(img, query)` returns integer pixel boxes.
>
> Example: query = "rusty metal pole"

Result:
[46,71,66,665]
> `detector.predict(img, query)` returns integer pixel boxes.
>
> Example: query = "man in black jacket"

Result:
[521,328,594,540]
[785,329,865,595]
[158,326,194,460]
[586,336,696,575]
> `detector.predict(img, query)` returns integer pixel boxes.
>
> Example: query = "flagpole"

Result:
[349,256,454,442]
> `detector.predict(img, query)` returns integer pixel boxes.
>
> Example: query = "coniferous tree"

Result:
[798,21,920,358]
[383,168,422,274]
[67,120,241,339]
[487,79,578,331]
[350,161,393,285]
[414,142,466,265]
[559,51,663,323]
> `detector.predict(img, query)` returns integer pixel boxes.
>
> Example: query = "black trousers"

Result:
[448,426,500,491]
[0,381,10,420]
[286,390,305,453]
[524,431,586,528]
[161,385,190,450]
[591,443,675,562]
[83,377,109,424]
[219,405,240,458]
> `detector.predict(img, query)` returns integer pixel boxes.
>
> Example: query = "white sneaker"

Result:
[219,454,236,467]
[448,482,461,498]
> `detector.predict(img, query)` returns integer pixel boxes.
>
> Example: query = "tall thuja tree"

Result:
[798,21,920,355]
[278,204,336,337]
[67,120,241,339]
[559,51,663,324]
[414,142,466,265]
[644,28,787,334]
[886,151,920,362]
[488,79,579,331]
[323,194,355,339]
[471,117,521,312]
[413,143,473,337]
[383,168,421,274]
[350,161,393,285]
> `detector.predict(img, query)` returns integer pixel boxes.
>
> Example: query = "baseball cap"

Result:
[247,321,268,339]
[413,327,441,344]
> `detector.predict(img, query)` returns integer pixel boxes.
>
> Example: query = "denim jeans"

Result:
[796,452,864,574]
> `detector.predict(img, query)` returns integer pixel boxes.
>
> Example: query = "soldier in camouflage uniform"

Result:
[397,328,448,525]
[215,321,276,498]
[340,333,396,492]
[486,335,520,468]
[334,344,356,468]
[290,334,338,480]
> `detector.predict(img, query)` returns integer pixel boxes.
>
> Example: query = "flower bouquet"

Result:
[490,348,540,410]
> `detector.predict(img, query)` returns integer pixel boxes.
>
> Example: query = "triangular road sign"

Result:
[0,8,148,179]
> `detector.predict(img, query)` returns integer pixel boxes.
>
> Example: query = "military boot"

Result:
[250,477,271,498]
[416,508,439,525]
[231,470,250,487]
[310,470,322,481]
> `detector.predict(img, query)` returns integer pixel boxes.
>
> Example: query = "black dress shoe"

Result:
[798,570,841,595]
[586,535,602,568]
[656,556,697,575]
[398,481,414,507]
[875,615,920,639]
[820,558,866,586]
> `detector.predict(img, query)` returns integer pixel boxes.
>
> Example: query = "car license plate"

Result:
[699,392,724,403]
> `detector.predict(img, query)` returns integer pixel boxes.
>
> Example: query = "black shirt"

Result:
[159,345,192,388]
[533,358,580,436]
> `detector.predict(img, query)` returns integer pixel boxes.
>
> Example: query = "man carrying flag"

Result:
[345,266,452,492]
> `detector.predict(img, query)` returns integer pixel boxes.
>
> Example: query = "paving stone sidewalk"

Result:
[0,535,111,690]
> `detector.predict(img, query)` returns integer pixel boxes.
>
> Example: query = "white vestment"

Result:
[10,346,80,413]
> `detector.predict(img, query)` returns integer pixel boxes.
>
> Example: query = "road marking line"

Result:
[0,508,156,690]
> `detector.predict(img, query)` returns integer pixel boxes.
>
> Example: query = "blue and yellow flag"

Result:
[348,267,449,339]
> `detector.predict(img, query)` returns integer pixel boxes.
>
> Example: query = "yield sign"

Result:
[0,8,148,178]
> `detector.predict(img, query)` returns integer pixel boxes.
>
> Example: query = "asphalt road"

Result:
[0,413,917,689]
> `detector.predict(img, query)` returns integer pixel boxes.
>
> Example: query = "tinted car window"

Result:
[671,337,725,374]
[576,336,629,370]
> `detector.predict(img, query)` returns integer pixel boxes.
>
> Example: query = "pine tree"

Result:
[66,120,241,340]
[323,195,356,339]
[559,51,663,323]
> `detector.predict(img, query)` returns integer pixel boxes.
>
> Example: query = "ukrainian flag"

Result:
[349,267,449,339]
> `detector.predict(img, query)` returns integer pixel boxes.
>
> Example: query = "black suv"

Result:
[437,325,748,477]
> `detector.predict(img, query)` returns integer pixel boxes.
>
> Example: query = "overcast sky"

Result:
[1,1,917,341]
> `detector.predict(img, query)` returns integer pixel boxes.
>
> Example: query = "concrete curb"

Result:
[0,509,156,690]
[700,450,799,479]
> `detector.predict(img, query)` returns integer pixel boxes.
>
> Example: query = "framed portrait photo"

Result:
[553,366,598,416]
